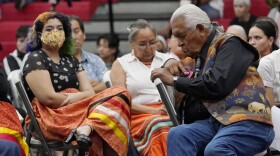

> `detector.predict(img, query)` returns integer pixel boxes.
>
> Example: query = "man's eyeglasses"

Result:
[136,40,158,50]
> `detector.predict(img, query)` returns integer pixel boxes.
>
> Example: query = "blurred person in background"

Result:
[69,15,107,93]
[156,35,168,53]
[180,0,224,19]
[166,31,186,60]
[3,25,31,78]
[248,18,279,57]
[96,33,120,70]
[268,0,280,44]
[229,0,257,35]
[226,24,248,41]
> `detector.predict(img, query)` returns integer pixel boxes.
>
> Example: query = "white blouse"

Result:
[258,49,280,104]
[118,51,171,105]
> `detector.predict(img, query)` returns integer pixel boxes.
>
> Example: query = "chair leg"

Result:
[63,150,69,156]
[265,148,271,156]
[78,150,85,156]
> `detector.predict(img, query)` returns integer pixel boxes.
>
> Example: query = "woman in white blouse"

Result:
[111,19,172,156]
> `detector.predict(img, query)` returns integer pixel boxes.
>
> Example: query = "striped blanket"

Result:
[25,86,131,156]
[131,103,173,156]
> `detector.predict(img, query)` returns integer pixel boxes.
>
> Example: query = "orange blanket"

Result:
[131,103,173,156]
[0,101,29,156]
[25,86,131,156]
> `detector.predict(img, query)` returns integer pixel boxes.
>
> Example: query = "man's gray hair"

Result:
[170,4,211,30]
[233,0,251,8]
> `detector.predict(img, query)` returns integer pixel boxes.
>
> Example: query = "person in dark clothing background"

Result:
[229,0,257,36]
[3,25,30,78]
[0,70,10,103]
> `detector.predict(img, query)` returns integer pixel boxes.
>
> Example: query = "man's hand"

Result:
[151,68,174,86]
[163,59,186,76]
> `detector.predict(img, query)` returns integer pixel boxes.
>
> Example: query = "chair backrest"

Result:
[12,70,53,155]
[7,69,26,112]
[153,78,179,126]
[102,70,112,88]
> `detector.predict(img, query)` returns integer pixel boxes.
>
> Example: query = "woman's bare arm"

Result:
[25,70,67,108]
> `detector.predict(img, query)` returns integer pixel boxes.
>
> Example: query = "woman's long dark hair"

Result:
[252,17,279,51]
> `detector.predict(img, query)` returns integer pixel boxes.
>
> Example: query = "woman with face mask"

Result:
[23,12,131,156]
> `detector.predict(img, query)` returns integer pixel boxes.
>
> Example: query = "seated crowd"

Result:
[1,0,280,155]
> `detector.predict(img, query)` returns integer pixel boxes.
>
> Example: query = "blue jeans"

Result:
[167,117,275,156]
[0,140,21,156]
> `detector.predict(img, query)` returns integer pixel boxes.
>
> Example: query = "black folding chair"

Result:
[12,70,80,156]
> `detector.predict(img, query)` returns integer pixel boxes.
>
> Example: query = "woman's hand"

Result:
[154,105,168,115]
[60,92,83,106]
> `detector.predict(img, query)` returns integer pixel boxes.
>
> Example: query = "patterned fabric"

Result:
[23,50,83,100]
[131,103,173,156]
[81,50,108,81]
[40,30,65,48]
[0,101,29,156]
[202,31,272,125]
[25,87,131,156]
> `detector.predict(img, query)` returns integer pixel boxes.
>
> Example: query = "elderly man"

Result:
[69,15,107,93]
[151,4,274,156]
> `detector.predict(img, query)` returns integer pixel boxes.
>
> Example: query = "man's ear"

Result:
[196,24,205,33]
[83,33,86,40]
